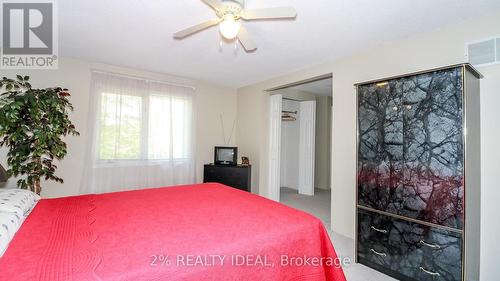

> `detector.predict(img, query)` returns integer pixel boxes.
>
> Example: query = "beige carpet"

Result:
[280,187,396,281]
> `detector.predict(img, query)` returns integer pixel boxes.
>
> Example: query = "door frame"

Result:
[267,73,333,203]
[268,94,282,201]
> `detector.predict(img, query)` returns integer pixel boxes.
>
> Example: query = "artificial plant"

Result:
[0,75,79,195]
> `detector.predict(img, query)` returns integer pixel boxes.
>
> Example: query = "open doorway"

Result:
[268,75,333,226]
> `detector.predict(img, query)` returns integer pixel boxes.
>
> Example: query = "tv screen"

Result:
[214,147,237,165]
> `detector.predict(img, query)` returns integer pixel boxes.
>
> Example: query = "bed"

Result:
[0,183,347,281]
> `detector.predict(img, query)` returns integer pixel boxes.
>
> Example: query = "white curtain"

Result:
[80,71,196,194]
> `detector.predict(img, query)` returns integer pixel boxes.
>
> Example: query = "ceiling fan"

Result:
[173,0,297,52]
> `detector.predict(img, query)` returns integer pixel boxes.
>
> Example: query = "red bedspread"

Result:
[0,183,346,281]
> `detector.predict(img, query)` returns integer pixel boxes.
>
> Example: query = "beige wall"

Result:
[0,58,237,198]
[237,11,500,280]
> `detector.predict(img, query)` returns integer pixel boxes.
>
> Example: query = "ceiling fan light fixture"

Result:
[219,14,241,40]
[174,0,297,52]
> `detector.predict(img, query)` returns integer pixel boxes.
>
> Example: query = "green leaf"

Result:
[0,75,79,193]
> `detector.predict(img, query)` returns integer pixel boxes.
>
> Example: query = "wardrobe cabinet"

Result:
[356,64,481,281]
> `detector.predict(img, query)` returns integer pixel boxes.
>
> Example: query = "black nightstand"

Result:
[203,164,251,192]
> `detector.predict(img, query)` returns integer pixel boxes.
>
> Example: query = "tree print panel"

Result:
[402,68,464,229]
[357,79,404,214]
[358,67,464,229]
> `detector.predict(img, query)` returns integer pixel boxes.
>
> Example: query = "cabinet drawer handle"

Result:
[370,249,387,257]
[370,226,388,234]
[419,240,441,249]
[420,266,441,276]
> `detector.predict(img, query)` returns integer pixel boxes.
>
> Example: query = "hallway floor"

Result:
[280,187,331,225]
[280,187,395,281]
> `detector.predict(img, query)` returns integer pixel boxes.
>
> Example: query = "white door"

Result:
[299,101,316,196]
[268,94,282,202]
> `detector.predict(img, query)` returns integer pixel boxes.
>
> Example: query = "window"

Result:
[81,71,196,194]
[94,73,194,162]
[99,92,142,159]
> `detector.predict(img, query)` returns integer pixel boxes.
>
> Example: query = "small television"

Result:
[214,146,238,166]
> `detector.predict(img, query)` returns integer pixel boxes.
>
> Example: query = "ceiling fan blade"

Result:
[241,7,297,20]
[202,0,223,12]
[173,18,222,39]
[237,25,257,52]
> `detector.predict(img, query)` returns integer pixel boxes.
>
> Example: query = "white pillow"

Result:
[0,189,40,216]
[0,212,23,257]
[0,212,22,239]
[0,224,10,257]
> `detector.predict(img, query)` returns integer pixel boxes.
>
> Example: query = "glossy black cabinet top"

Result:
[357,67,464,229]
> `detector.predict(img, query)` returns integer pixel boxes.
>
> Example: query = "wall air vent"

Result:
[466,37,500,66]
[497,38,500,63]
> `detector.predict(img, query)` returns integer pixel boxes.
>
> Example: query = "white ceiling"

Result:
[59,0,500,88]
[287,78,333,96]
